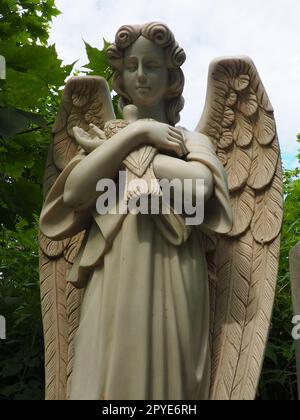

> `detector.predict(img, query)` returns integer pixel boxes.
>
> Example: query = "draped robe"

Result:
[40,131,232,400]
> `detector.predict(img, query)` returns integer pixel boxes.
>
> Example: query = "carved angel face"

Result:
[123,36,168,108]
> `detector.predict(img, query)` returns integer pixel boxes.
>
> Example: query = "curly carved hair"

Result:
[106,22,186,126]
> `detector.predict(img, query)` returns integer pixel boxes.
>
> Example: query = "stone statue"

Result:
[39,22,283,400]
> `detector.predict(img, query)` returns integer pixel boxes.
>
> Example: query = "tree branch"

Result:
[17,121,54,136]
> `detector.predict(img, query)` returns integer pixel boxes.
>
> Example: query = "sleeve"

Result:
[39,154,92,241]
[39,153,127,289]
[184,130,233,234]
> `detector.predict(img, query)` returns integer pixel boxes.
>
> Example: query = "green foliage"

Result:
[0,220,43,400]
[0,0,74,230]
[0,0,60,45]
[84,39,112,79]
[0,1,116,400]
[258,138,300,400]
[0,0,73,400]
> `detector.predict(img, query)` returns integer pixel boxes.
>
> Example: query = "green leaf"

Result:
[16,109,46,128]
[1,360,23,378]
[0,107,46,139]
[84,40,111,78]
[0,107,29,139]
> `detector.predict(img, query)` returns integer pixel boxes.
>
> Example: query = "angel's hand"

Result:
[73,126,106,154]
[88,123,106,140]
[132,120,188,157]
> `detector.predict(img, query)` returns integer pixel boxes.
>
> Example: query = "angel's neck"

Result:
[136,102,168,123]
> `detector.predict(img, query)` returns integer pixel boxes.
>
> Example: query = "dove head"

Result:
[123,104,139,123]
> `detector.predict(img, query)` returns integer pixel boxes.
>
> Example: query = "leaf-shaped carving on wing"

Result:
[225,143,252,192]
[251,163,283,245]
[233,112,253,147]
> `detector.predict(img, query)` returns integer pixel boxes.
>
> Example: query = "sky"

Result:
[49,0,300,168]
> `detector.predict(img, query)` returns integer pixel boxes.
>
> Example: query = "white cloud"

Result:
[50,0,300,167]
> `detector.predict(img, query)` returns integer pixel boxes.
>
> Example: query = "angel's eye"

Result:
[145,61,160,70]
[128,66,137,72]
[125,62,137,72]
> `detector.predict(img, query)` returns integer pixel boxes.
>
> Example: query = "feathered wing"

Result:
[196,57,283,400]
[39,76,115,400]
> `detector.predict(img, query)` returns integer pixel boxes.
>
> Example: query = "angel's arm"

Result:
[153,130,214,203]
[153,154,214,203]
[64,120,186,210]
[63,124,142,210]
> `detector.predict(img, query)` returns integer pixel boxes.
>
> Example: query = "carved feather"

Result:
[222,107,235,128]
[226,91,238,107]
[225,143,252,192]
[230,236,281,399]
[66,282,83,397]
[40,253,69,400]
[237,88,258,117]
[216,148,228,166]
[207,249,217,360]
[251,162,283,244]
[196,56,283,400]
[226,187,255,238]
[248,137,279,190]
[233,112,253,148]
[43,142,60,198]
[211,231,254,399]
[63,231,85,264]
[254,109,276,146]
[219,129,234,150]
[39,232,69,258]
[230,74,250,92]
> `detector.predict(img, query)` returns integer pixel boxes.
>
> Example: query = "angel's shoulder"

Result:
[179,127,215,151]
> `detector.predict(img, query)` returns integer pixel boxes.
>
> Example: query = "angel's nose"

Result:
[137,64,147,83]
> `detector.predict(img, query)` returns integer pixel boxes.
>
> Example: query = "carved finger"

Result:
[167,135,186,156]
[89,123,106,139]
[168,129,185,144]
[73,127,104,153]
[166,138,184,157]
[168,126,182,135]
[169,128,188,154]
[73,126,89,140]
[167,131,183,144]
[169,126,183,136]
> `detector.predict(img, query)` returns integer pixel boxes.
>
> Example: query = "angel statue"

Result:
[39,22,283,400]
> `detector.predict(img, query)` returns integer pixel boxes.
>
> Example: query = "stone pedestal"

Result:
[290,241,300,399]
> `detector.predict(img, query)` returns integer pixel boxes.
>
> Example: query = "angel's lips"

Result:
[136,86,151,92]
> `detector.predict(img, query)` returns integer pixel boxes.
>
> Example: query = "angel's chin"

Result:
[133,97,162,109]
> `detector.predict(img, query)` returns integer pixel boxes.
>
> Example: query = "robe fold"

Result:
[40,131,232,400]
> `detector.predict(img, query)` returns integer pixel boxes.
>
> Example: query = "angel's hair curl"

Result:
[106,22,186,126]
